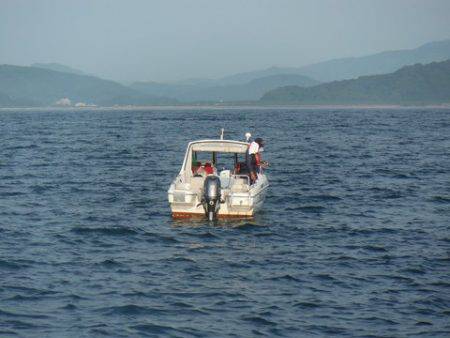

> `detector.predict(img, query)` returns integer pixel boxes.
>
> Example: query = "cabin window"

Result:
[214,152,238,171]
[192,151,247,174]
[192,151,215,166]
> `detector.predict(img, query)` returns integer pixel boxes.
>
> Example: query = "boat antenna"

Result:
[245,132,251,142]
[220,128,224,140]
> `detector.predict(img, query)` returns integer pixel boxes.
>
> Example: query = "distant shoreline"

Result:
[1,104,450,111]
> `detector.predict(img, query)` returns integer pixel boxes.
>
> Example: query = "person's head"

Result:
[255,137,265,147]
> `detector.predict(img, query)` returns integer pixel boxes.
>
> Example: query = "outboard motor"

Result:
[203,176,221,221]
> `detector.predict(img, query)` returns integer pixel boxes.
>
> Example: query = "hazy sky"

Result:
[1,0,450,82]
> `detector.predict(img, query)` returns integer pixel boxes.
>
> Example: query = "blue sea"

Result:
[1,107,449,337]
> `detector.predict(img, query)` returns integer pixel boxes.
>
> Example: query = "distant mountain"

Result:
[0,65,176,107]
[216,66,311,85]
[130,81,197,101]
[131,73,319,102]
[189,73,319,102]
[260,59,450,105]
[31,62,87,76]
[296,39,450,82]
[0,90,40,107]
[177,39,450,86]
[162,66,312,87]
[199,38,450,86]
[173,78,216,86]
[130,39,450,103]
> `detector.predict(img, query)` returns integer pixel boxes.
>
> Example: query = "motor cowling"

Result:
[203,176,221,221]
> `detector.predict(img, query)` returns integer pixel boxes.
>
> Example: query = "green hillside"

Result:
[0,65,176,107]
[260,60,450,105]
[31,63,87,76]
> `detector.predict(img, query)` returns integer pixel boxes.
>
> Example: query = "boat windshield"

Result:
[192,151,246,175]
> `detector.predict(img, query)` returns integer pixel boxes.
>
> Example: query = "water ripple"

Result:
[0,108,449,337]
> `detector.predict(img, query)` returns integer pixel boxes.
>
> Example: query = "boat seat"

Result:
[220,170,231,189]
[190,176,204,191]
[231,176,249,192]
[231,184,249,192]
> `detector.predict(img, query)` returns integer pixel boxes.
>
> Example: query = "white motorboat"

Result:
[168,132,269,220]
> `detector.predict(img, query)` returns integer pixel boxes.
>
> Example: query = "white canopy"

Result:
[190,140,249,154]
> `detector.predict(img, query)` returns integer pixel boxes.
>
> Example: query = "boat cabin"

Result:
[181,140,249,173]
[179,139,251,190]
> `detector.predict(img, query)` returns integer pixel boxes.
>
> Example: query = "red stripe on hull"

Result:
[172,212,253,219]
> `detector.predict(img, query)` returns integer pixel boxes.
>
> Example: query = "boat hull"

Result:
[172,211,254,219]
[168,175,268,220]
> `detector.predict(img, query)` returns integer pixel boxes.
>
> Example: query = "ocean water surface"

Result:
[1,107,449,337]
